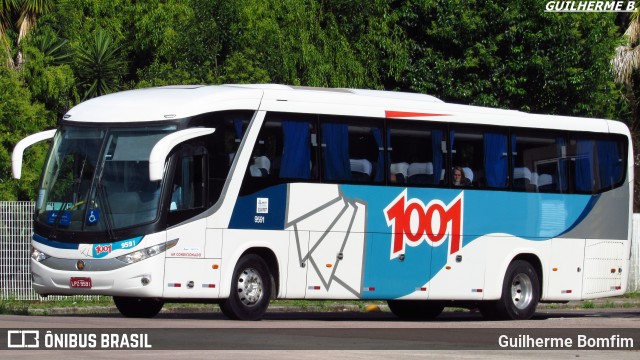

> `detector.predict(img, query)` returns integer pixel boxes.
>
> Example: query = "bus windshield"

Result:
[36,125,176,233]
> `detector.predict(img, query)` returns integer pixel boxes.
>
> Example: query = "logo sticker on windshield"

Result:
[47,210,71,226]
[86,209,100,225]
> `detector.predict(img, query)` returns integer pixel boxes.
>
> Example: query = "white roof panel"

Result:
[61,84,628,136]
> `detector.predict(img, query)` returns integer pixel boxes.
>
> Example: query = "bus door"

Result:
[163,146,221,298]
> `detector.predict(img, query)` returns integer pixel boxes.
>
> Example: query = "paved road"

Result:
[0,308,638,359]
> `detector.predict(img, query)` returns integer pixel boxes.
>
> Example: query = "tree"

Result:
[22,30,77,116]
[74,28,126,100]
[398,0,622,119]
[613,10,640,127]
[0,63,51,200]
[214,0,408,88]
[0,0,52,68]
[612,9,640,211]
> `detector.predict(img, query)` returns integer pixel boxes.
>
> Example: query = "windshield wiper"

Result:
[96,182,116,242]
[49,199,70,240]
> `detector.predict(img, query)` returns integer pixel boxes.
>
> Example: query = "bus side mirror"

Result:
[12,129,57,179]
[148,128,215,181]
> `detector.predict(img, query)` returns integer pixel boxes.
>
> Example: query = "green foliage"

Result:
[74,28,126,99]
[400,0,623,119]
[0,64,51,200]
[582,300,595,309]
[216,0,407,88]
[219,49,271,84]
[133,0,219,86]
[0,0,631,200]
[22,32,77,116]
[33,30,72,65]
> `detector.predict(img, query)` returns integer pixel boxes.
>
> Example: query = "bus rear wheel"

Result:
[220,254,272,320]
[113,296,164,318]
[387,300,444,320]
[483,260,540,320]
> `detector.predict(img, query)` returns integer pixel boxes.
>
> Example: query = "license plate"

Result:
[70,277,92,289]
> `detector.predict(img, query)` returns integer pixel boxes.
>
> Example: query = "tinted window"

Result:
[388,121,446,186]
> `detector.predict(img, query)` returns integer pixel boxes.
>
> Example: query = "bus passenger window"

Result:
[239,113,319,196]
[388,122,445,187]
[595,139,624,190]
[511,131,567,193]
[569,136,625,193]
[320,116,384,184]
[449,128,508,188]
[321,122,351,181]
[279,120,313,179]
[251,115,316,181]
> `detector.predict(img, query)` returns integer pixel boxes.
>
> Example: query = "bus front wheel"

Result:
[113,296,164,318]
[220,254,272,320]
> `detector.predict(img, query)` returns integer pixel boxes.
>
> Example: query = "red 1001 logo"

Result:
[384,190,464,259]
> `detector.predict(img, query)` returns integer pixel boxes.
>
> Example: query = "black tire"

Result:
[220,254,272,320]
[387,300,444,320]
[491,260,540,320]
[113,296,164,318]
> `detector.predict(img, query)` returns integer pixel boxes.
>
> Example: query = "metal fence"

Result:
[1,201,639,300]
[0,202,36,300]
[0,201,94,300]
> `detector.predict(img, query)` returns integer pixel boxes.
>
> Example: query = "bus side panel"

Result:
[163,258,221,298]
[284,184,367,299]
[164,218,221,298]
[582,239,626,299]
[427,235,486,300]
[285,229,308,298]
[545,238,585,301]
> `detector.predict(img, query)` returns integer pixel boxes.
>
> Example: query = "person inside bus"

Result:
[452,166,471,186]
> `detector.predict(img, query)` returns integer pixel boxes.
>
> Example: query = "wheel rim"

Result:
[511,273,533,310]
[237,267,263,307]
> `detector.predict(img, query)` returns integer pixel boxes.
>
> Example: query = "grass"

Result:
[0,292,638,315]
[0,296,113,315]
[581,300,595,309]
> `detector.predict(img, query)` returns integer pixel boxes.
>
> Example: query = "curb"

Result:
[26,298,640,316]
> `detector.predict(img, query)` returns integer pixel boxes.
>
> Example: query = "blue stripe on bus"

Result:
[339,185,595,298]
[230,183,599,298]
[32,233,80,250]
[229,185,288,230]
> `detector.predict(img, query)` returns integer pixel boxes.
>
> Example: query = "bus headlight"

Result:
[115,239,178,264]
[31,247,49,262]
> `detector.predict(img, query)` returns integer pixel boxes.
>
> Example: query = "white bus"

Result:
[12,84,632,320]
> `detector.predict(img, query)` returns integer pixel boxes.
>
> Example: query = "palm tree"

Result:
[75,28,127,100]
[0,0,52,68]
[0,0,18,67]
[35,31,71,65]
[612,10,640,211]
[17,0,51,44]
[613,10,640,125]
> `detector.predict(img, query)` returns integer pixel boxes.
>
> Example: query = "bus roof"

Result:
[62,84,629,136]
